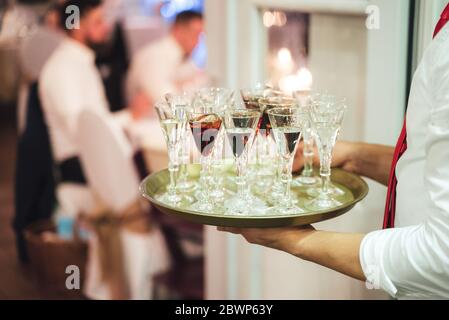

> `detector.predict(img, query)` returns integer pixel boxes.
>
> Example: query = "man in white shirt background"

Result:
[39,0,149,175]
[220,3,449,299]
[127,10,207,108]
[38,0,166,299]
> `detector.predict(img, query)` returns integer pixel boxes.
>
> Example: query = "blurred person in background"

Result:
[127,10,207,108]
[17,0,65,132]
[13,1,66,263]
[38,0,167,300]
[39,0,149,177]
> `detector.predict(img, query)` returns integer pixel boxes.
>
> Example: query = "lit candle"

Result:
[296,67,313,90]
[279,67,313,95]
[276,48,294,74]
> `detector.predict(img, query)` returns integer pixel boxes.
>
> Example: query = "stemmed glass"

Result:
[258,96,296,200]
[305,93,345,197]
[240,85,276,184]
[165,92,195,192]
[195,88,234,202]
[223,109,261,215]
[267,107,305,215]
[188,106,223,212]
[292,90,320,186]
[306,99,347,210]
[155,101,183,205]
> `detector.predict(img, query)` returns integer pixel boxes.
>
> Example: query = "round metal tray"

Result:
[140,164,368,228]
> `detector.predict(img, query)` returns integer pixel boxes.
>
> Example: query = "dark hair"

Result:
[174,10,203,26]
[59,0,103,32]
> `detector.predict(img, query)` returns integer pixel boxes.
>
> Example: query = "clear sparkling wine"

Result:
[160,119,181,144]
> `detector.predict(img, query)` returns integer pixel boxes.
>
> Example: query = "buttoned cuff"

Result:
[359,229,398,297]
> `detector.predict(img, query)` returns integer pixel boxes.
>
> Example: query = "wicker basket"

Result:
[24,219,88,299]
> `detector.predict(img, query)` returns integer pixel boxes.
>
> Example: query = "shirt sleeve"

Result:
[40,64,85,144]
[359,39,449,299]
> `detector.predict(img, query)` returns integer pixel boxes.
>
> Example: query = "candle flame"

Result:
[279,67,313,95]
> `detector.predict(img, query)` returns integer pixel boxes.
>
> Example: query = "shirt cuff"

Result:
[359,229,398,297]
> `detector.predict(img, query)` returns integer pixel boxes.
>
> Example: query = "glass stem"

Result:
[255,134,261,167]
[281,156,293,207]
[320,150,332,197]
[168,144,179,199]
[200,154,211,202]
[302,129,314,177]
[179,131,189,182]
[276,155,283,186]
[178,164,186,184]
[235,155,247,199]
[260,134,269,164]
[212,128,224,190]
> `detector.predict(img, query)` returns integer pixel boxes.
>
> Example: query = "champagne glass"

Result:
[259,96,296,201]
[267,107,305,214]
[188,106,223,212]
[292,90,320,186]
[240,85,276,177]
[195,88,234,202]
[305,93,346,197]
[155,102,183,205]
[306,99,347,210]
[165,92,195,192]
[223,109,260,215]
[240,83,274,113]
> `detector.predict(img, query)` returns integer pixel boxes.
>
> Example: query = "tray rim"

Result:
[139,165,369,227]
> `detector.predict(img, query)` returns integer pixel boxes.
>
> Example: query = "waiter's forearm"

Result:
[345,142,394,186]
[288,230,366,281]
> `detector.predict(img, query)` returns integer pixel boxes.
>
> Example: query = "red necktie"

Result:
[383,2,449,229]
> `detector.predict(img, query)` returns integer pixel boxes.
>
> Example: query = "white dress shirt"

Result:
[126,34,207,102]
[39,38,131,162]
[360,24,449,299]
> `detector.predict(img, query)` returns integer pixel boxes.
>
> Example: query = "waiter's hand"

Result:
[293,141,359,173]
[217,225,316,255]
[218,225,366,281]
[129,92,152,120]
